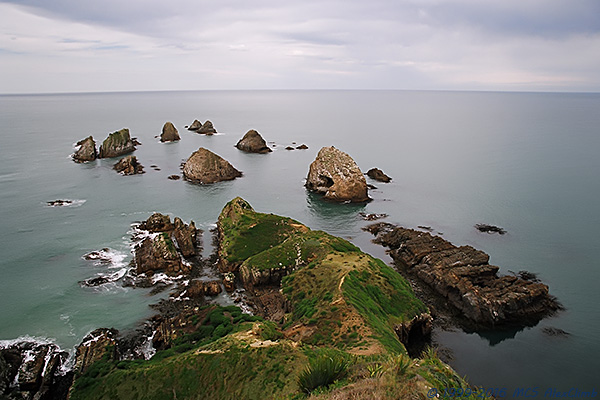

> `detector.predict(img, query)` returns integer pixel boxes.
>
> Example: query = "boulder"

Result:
[160,122,180,142]
[197,120,217,135]
[367,168,392,183]
[113,155,145,175]
[305,146,370,202]
[173,217,198,258]
[223,272,236,292]
[182,147,242,184]
[188,119,203,131]
[187,280,222,297]
[73,136,98,162]
[134,233,187,275]
[367,224,562,327]
[98,128,136,158]
[235,130,272,153]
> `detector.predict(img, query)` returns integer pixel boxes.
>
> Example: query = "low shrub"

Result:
[297,355,350,394]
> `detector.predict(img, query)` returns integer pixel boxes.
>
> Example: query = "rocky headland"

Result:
[305,146,370,203]
[365,223,561,327]
[182,147,242,184]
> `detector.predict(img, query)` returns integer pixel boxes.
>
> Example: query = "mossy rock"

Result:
[98,128,135,158]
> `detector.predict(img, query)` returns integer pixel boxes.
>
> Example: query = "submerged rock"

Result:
[235,130,272,153]
[367,168,392,183]
[160,121,180,142]
[367,223,562,327]
[305,146,370,203]
[98,128,136,158]
[113,155,145,175]
[47,199,73,207]
[475,224,507,235]
[182,147,242,184]
[73,136,98,162]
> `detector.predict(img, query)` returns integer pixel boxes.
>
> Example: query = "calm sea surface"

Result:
[0,90,598,392]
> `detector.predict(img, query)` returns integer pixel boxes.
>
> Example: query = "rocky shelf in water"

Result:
[364,222,562,328]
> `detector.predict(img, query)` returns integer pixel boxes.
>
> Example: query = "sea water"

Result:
[0,90,598,392]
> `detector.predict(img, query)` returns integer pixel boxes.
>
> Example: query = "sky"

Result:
[1,0,600,94]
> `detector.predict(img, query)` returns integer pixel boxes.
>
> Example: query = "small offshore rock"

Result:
[98,128,136,158]
[359,212,388,221]
[160,121,180,142]
[188,119,203,131]
[306,146,370,203]
[183,147,242,184]
[168,174,181,180]
[113,155,145,175]
[367,168,392,183]
[475,224,507,235]
[285,146,295,150]
[197,120,217,135]
[47,199,73,207]
[235,129,272,153]
[73,136,98,162]
[542,327,570,337]
[296,144,309,150]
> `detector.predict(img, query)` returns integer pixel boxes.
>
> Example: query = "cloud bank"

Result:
[1,0,599,93]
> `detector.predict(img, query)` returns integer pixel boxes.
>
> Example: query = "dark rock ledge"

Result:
[364,223,562,328]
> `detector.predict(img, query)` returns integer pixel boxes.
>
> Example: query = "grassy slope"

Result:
[70,198,477,400]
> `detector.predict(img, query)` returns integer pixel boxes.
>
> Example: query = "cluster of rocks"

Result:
[113,155,144,175]
[365,223,561,327]
[187,119,217,134]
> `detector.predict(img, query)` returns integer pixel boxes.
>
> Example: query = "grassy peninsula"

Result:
[69,198,477,399]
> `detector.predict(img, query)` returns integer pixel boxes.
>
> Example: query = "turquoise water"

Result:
[1,90,598,392]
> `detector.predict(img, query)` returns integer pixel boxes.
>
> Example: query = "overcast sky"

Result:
[1,0,600,93]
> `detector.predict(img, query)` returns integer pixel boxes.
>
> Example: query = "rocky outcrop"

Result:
[188,119,203,131]
[235,130,272,153]
[74,328,118,374]
[366,223,561,327]
[113,155,145,175]
[140,213,174,232]
[0,341,71,399]
[182,147,242,184]
[134,233,188,275]
[239,264,296,288]
[367,168,392,183]
[160,122,180,142]
[394,313,433,357]
[189,120,217,135]
[73,136,98,162]
[98,128,136,158]
[173,217,197,258]
[306,146,370,203]
[186,280,222,297]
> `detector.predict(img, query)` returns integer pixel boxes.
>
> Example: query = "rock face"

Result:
[160,122,180,142]
[74,328,118,374]
[173,217,197,258]
[0,341,71,399]
[305,146,370,203]
[366,223,561,327]
[73,136,98,162]
[182,147,242,184]
[367,168,392,183]
[235,130,272,153]
[186,280,223,297]
[98,128,136,158]
[113,155,145,175]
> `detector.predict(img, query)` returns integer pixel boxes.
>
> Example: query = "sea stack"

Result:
[73,136,98,162]
[98,128,136,158]
[182,147,242,184]
[305,146,370,202]
[235,130,272,153]
[160,122,180,142]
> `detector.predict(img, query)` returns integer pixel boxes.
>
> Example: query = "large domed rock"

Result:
[305,146,370,202]
[98,128,136,158]
[235,130,272,153]
[182,147,242,184]
[160,122,180,142]
[73,136,97,162]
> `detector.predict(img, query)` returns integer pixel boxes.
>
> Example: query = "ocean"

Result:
[0,90,598,393]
